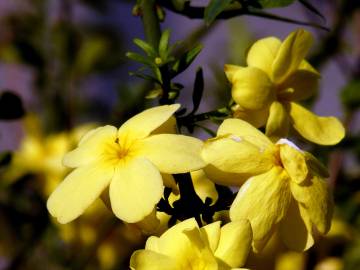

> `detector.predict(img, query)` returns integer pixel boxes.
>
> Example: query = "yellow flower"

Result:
[130,218,252,270]
[202,118,334,252]
[47,104,206,224]
[225,29,345,145]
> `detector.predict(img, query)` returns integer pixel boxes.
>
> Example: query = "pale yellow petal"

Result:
[202,136,274,177]
[109,158,163,223]
[265,101,290,141]
[224,64,243,82]
[136,134,205,174]
[162,173,179,194]
[218,118,273,150]
[278,70,319,101]
[200,221,221,253]
[246,37,281,75]
[63,125,117,168]
[47,164,114,224]
[279,199,314,251]
[232,67,275,110]
[272,29,313,83]
[151,116,177,135]
[304,152,329,178]
[290,175,333,234]
[230,167,292,252]
[215,220,252,268]
[118,104,180,143]
[191,170,218,203]
[204,164,248,187]
[288,102,345,145]
[130,250,179,270]
[279,143,308,184]
[232,104,269,128]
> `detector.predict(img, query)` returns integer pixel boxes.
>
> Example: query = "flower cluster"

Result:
[47,29,345,269]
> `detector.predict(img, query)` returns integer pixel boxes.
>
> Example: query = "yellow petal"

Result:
[231,67,275,110]
[63,125,117,168]
[202,136,274,177]
[224,64,243,82]
[278,70,319,101]
[246,37,281,75]
[279,199,314,251]
[117,104,180,143]
[279,143,308,184]
[109,158,163,223]
[232,104,269,128]
[215,220,252,268]
[200,221,221,253]
[191,170,218,203]
[130,250,179,270]
[151,116,177,135]
[265,101,290,141]
[290,175,333,234]
[230,167,292,252]
[47,164,114,224]
[272,29,313,83]
[304,152,329,178]
[136,134,205,174]
[204,164,248,187]
[288,102,345,145]
[162,173,179,194]
[218,118,273,150]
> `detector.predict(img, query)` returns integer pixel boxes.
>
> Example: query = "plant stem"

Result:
[140,0,161,48]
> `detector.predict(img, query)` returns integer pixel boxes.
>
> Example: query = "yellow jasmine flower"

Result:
[47,104,206,224]
[130,218,252,270]
[225,29,345,145]
[202,118,334,252]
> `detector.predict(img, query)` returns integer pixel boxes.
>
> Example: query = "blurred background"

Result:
[0,0,359,269]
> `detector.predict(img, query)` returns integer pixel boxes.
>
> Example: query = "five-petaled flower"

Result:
[202,118,334,252]
[225,29,345,145]
[47,104,206,224]
[130,218,252,270]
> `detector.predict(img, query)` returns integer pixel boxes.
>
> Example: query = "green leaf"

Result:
[257,0,295,8]
[126,52,154,66]
[159,29,171,59]
[0,91,25,120]
[171,44,203,77]
[129,71,161,84]
[341,80,360,111]
[204,0,233,25]
[191,68,204,114]
[298,0,326,22]
[133,38,157,57]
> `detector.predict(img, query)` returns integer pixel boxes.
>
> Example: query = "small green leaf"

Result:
[133,38,157,57]
[159,29,171,59]
[129,71,161,84]
[257,0,295,8]
[171,44,203,77]
[191,68,204,114]
[341,79,360,111]
[0,91,25,120]
[126,52,154,66]
[204,0,233,25]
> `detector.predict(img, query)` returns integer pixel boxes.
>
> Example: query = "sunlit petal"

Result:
[109,158,163,223]
[232,67,275,110]
[230,167,292,252]
[130,250,179,270]
[136,134,205,174]
[47,163,114,223]
[246,37,281,75]
[272,29,313,83]
[265,101,290,141]
[288,102,345,145]
[279,143,308,184]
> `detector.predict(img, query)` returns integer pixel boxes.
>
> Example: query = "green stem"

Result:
[140,0,161,48]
